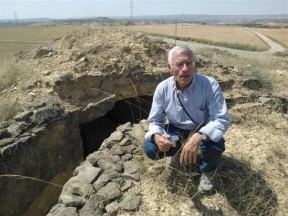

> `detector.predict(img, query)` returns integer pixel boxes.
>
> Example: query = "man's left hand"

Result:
[180,132,202,165]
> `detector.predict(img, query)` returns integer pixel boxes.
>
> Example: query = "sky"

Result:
[0,0,287,20]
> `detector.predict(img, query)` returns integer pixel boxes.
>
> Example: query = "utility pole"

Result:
[130,0,134,24]
[14,11,18,25]
[175,22,178,45]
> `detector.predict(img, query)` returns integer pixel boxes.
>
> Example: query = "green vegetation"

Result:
[145,32,268,52]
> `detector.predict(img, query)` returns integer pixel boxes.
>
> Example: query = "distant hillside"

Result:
[0,14,287,27]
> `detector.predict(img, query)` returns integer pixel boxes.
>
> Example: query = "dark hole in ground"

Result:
[80,96,152,158]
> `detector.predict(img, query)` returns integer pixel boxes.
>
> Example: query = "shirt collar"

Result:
[172,73,197,93]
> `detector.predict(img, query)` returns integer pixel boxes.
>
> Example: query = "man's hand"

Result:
[154,133,173,152]
[180,133,202,165]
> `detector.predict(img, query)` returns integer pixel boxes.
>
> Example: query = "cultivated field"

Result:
[0,24,82,63]
[251,27,288,47]
[121,24,270,50]
[1,23,287,64]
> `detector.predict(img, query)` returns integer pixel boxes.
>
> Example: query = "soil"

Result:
[1,26,287,215]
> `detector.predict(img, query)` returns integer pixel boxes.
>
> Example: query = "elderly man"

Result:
[143,45,230,194]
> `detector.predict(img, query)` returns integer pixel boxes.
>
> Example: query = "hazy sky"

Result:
[0,0,287,20]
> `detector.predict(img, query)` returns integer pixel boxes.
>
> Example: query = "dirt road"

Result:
[161,27,286,59]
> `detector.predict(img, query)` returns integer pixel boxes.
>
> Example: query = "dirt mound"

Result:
[1,27,288,215]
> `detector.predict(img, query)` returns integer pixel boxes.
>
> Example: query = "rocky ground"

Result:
[1,26,287,215]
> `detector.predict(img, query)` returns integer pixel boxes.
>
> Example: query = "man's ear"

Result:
[168,64,172,70]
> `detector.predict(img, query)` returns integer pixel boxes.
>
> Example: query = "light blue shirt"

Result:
[145,73,230,142]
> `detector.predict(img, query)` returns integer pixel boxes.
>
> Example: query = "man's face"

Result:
[168,51,195,91]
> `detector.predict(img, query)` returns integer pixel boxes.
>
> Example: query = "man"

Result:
[143,45,230,194]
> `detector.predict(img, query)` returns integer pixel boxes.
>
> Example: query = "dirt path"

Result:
[160,27,286,59]
[244,27,286,54]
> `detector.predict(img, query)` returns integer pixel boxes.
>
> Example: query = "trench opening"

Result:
[80,96,153,158]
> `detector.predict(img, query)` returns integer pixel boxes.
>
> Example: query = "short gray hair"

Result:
[168,45,196,64]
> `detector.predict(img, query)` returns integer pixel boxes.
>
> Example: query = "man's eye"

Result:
[175,61,193,67]
[176,62,184,67]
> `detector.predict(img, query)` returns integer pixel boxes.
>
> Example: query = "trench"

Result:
[80,96,153,158]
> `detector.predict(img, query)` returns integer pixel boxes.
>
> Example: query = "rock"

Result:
[0,121,9,129]
[60,177,95,200]
[105,201,120,215]
[123,160,140,174]
[79,194,105,216]
[73,161,102,184]
[8,121,32,137]
[119,137,132,146]
[100,131,125,150]
[96,182,122,201]
[0,129,11,139]
[0,138,16,148]
[34,47,53,58]
[119,191,141,211]
[32,103,63,124]
[47,204,78,216]
[116,122,132,133]
[13,111,33,122]
[110,144,124,155]
[59,194,87,208]
[121,180,133,192]
[93,173,111,191]
[97,155,123,173]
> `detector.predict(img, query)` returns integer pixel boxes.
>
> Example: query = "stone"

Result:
[32,103,63,124]
[96,182,122,201]
[59,194,87,208]
[47,204,78,216]
[79,194,105,216]
[73,161,102,184]
[86,149,110,166]
[93,173,111,191]
[110,144,124,155]
[8,121,32,137]
[97,154,122,169]
[119,137,132,146]
[0,138,16,148]
[29,101,47,109]
[119,192,141,211]
[122,173,140,181]
[121,180,133,192]
[100,131,125,149]
[34,47,53,58]
[105,201,120,215]
[13,111,33,122]
[122,144,137,154]
[60,177,95,200]
[0,121,9,129]
[116,122,132,133]
[121,154,133,161]
[123,160,140,174]
[0,128,11,139]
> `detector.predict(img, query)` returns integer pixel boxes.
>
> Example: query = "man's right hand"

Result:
[153,133,173,152]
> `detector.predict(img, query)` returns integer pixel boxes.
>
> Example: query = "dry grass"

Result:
[0,24,82,63]
[122,24,269,50]
[136,149,279,216]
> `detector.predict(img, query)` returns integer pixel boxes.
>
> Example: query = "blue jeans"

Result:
[143,124,225,172]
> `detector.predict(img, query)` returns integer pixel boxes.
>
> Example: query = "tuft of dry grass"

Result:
[143,152,278,215]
